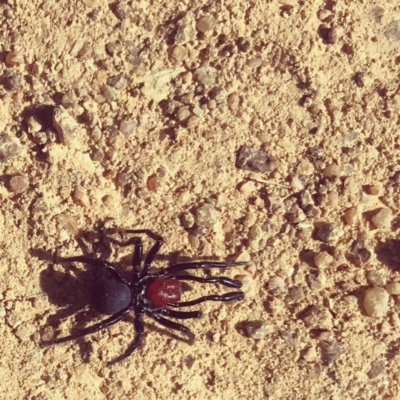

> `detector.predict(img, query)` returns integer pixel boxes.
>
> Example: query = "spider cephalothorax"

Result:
[44,230,248,365]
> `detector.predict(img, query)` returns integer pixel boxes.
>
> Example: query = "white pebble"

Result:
[363,287,389,317]
[371,208,392,230]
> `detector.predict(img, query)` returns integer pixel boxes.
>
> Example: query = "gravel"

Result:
[52,106,78,144]
[0,132,21,162]
[363,287,389,317]
[236,145,278,173]
[316,222,343,243]
[194,203,220,228]
[245,320,268,340]
[371,208,392,229]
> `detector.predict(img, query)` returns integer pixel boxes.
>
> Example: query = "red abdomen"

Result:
[146,278,181,307]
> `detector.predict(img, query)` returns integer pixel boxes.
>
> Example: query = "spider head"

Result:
[145,278,181,307]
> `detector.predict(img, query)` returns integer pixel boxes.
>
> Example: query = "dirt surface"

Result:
[0,1,400,399]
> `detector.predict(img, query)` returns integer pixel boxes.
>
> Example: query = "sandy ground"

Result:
[0,0,399,399]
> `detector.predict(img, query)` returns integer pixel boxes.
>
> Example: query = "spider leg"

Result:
[159,308,202,319]
[119,230,163,276]
[106,314,144,366]
[168,291,244,307]
[149,313,195,341]
[158,261,250,276]
[59,256,129,285]
[108,237,143,278]
[170,274,242,288]
[45,306,132,345]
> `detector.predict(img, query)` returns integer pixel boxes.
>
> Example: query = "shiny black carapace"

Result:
[44,230,247,365]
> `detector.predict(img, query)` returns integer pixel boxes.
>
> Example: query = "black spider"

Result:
[44,230,248,365]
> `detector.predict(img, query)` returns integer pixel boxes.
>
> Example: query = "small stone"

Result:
[307,272,326,290]
[327,26,343,44]
[385,282,400,295]
[290,175,304,191]
[119,119,137,135]
[125,43,142,65]
[344,207,358,225]
[53,106,78,144]
[236,250,251,263]
[235,274,253,290]
[363,287,389,317]
[147,175,164,192]
[5,51,24,66]
[302,346,317,362]
[227,92,240,111]
[323,164,341,179]
[286,286,305,304]
[210,87,228,103]
[317,222,343,243]
[246,58,263,69]
[314,251,333,268]
[57,214,79,237]
[196,15,215,33]
[239,181,256,195]
[236,37,251,52]
[15,322,35,341]
[193,66,217,86]
[176,106,191,122]
[367,185,381,196]
[70,40,85,57]
[101,85,117,102]
[9,175,29,193]
[341,131,358,147]
[175,14,196,44]
[61,92,77,109]
[320,340,343,365]
[194,203,220,228]
[41,326,54,342]
[384,20,400,41]
[287,204,306,223]
[170,45,188,63]
[348,239,372,265]
[236,145,278,173]
[72,185,90,207]
[302,305,333,330]
[114,2,130,20]
[2,70,21,91]
[0,132,21,162]
[367,270,386,287]
[106,74,127,89]
[186,116,199,128]
[371,208,392,229]
[245,320,268,340]
[106,41,122,55]
[78,43,92,59]
[180,212,195,228]
[300,190,314,209]
[268,276,286,295]
[367,360,386,379]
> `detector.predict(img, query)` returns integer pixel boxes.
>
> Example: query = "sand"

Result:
[0,0,399,399]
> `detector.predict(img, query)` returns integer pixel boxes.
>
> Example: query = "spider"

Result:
[44,229,248,365]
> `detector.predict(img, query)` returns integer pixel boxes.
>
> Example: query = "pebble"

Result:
[210,87,228,103]
[385,282,400,295]
[52,106,78,144]
[314,251,333,268]
[363,287,389,317]
[367,360,386,379]
[227,92,240,111]
[186,115,199,128]
[170,45,188,63]
[236,145,278,173]
[268,276,286,295]
[239,181,256,195]
[317,222,343,243]
[235,274,253,290]
[114,2,130,20]
[384,20,400,41]
[196,15,215,33]
[72,185,90,207]
[287,204,306,223]
[371,208,392,229]
[180,212,195,228]
[61,92,77,109]
[341,131,358,147]
[307,272,326,290]
[106,41,122,55]
[290,175,304,191]
[41,326,55,341]
[344,207,358,225]
[119,118,137,135]
[5,51,23,66]
[147,175,164,193]
[323,164,341,179]
[301,305,333,330]
[2,70,21,91]
[0,132,21,162]
[319,340,343,365]
[9,175,29,193]
[101,84,117,102]
[236,37,251,52]
[176,106,191,122]
[106,74,127,90]
[246,58,263,69]
[286,286,305,304]
[367,185,381,196]
[236,250,251,263]
[367,270,386,287]
[175,15,196,44]
[193,67,217,86]
[245,320,268,340]
[194,203,220,228]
